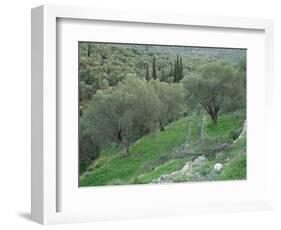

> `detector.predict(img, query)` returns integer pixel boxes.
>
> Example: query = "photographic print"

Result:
[79,42,246,186]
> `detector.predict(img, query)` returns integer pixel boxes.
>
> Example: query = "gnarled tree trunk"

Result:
[200,103,219,127]
[210,112,218,126]
[159,120,165,132]
[117,130,130,156]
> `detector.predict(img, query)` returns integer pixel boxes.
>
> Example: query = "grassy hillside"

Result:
[80,110,246,186]
[80,118,187,186]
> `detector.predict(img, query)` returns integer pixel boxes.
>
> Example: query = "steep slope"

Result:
[80,110,246,186]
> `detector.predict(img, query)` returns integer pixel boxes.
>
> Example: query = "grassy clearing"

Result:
[80,110,246,186]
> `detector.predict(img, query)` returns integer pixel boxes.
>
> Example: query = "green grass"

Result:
[134,159,185,184]
[80,118,188,186]
[80,110,246,186]
[188,113,201,143]
[219,154,247,180]
[205,111,245,140]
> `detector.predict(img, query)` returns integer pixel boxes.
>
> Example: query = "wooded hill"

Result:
[79,43,245,110]
[78,42,246,185]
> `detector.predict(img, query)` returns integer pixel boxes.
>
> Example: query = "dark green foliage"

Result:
[179,56,183,81]
[173,55,179,83]
[170,64,173,79]
[145,63,150,81]
[173,54,184,83]
[79,118,100,174]
[160,68,165,82]
[87,43,91,57]
[237,56,247,104]
[152,56,157,80]
[79,133,99,162]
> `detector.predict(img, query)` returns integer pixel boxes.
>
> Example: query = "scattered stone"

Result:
[152,156,210,184]
[234,120,246,143]
[214,163,223,173]
[191,172,205,181]
[181,162,191,173]
[221,143,229,149]
[194,156,207,164]
[152,161,192,184]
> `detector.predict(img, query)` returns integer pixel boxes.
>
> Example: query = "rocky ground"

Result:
[152,120,246,184]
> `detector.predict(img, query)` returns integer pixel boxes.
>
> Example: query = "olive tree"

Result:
[79,117,100,174]
[182,62,245,126]
[149,80,186,131]
[84,77,161,156]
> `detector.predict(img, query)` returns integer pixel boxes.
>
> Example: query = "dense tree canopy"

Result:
[78,43,245,114]
[82,77,161,156]
[182,61,245,125]
[149,80,186,130]
[79,118,100,171]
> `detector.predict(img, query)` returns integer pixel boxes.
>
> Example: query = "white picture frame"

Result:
[31,5,274,225]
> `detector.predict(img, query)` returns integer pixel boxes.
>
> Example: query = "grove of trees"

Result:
[79,42,246,172]
[81,78,185,156]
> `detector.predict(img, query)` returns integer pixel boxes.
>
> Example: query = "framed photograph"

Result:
[31,5,274,225]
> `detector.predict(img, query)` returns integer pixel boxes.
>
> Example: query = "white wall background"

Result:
[0,0,280,229]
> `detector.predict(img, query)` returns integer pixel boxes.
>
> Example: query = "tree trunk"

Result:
[117,130,130,156]
[210,112,218,126]
[159,120,165,132]
[87,44,91,57]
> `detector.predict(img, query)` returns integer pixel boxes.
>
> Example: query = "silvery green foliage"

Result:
[148,79,186,130]
[182,61,245,125]
[83,77,161,155]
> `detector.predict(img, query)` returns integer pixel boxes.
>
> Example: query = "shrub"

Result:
[79,121,100,175]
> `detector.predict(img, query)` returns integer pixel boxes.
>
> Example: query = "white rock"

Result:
[214,163,223,173]
[181,162,191,172]
[194,156,207,164]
